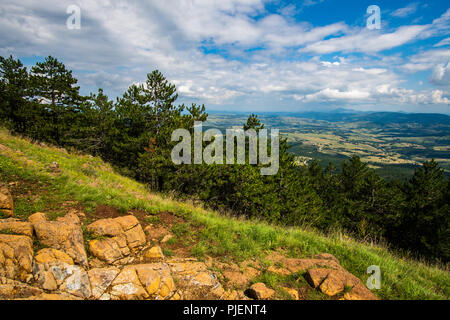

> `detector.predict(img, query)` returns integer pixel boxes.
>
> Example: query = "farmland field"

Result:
[205,110,450,179]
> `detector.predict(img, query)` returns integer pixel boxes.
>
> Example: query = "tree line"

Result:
[0,55,448,263]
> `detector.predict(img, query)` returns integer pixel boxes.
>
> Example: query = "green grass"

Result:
[0,129,448,300]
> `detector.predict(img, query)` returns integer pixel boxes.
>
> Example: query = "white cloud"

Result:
[431,62,450,86]
[391,3,419,18]
[0,0,448,111]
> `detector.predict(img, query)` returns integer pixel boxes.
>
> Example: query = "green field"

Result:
[205,112,450,179]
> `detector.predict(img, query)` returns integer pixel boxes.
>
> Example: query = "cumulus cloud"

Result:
[0,0,448,111]
[431,62,450,86]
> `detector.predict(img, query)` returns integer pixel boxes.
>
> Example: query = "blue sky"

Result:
[0,0,449,113]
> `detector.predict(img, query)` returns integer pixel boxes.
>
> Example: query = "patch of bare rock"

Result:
[0,184,378,300]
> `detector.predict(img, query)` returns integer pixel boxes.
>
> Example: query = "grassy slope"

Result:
[0,129,448,300]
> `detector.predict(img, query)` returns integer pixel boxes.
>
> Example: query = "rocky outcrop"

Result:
[109,263,175,300]
[0,276,43,299]
[0,202,378,301]
[265,252,378,300]
[87,215,146,265]
[88,267,120,299]
[31,212,88,267]
[0,218,33,237]
[0,234,33,282]
[0,185,14,217]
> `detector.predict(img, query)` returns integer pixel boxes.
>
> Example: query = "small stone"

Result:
[161,234,173,243]
[245,283,275,300]
[144,246,164,261]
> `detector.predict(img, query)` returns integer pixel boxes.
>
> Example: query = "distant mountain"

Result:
[209,109,450,126]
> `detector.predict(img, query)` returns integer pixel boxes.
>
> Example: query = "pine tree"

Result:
[30,56,82,144]
[0,55,31,134]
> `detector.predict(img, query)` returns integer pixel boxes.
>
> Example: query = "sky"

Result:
[0,0,449,114]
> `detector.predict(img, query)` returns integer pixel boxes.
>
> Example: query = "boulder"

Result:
[143,246,164,261]
[89,237,130,264]
[0,234,33,282]
[245,283,275,300]
[0,218,33,237]
[304,264,377,300]
[28,212,47,224]
[305,268,332,288]
[109,263,175,300]
[343,283,378,300]
[33,261,91,298]
[168,260,224,299]
[0,185,14,218]
[32,212,88,267]
[88,267,120,299]
[86,215,146,264]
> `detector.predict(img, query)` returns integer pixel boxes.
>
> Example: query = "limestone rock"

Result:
[88,267,120,299]
[313,253,340,265]
[267,265,290,276]
[89,237,130,264]
[343,283,378,300]
[28,212,47,224]
[0,218,33,237]
[87,215,146,264]
[245,283,275,300]
[0,276,43,299]
[143,246,164,262]
[110,263,175,300]
[305,268,332,288]
[32,212,88,267]
[33,261,91,298]
[0,234,33,282]
[308,268,364,297]
[168,260,224,299]
[34,248,74,265]
[56,211,81,225]
[0,185,14,217]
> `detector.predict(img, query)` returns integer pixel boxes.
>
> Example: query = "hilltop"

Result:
[0,129,448,300]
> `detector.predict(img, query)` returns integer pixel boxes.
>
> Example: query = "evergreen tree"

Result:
[0,55,32,134]
[30,56,82,144]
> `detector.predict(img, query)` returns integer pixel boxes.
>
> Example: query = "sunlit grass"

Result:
[0,128,448,300]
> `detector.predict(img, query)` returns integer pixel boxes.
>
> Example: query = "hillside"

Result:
[0,129,448,300]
